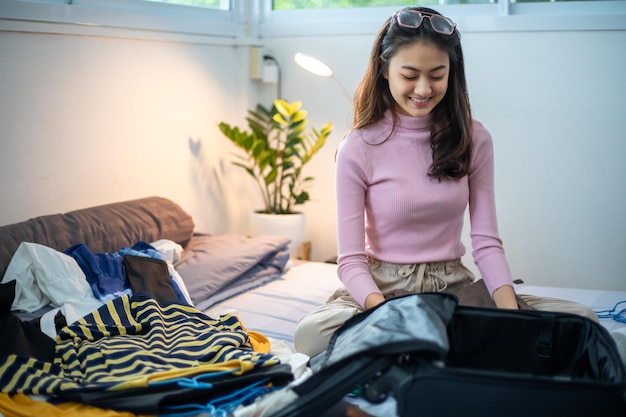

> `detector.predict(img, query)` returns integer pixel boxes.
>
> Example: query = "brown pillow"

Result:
[0,196,195,281]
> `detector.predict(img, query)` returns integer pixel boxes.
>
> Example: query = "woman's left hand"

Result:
[492,285,519,309]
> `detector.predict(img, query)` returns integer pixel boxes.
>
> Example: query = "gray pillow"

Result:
[175,233,290,311]
[0,197,195,281]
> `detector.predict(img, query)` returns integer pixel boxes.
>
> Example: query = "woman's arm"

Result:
[492,285,519,309]
[335,135,382,308]
[468,122,516,298]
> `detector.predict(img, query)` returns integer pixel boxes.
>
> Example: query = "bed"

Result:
[0,196,353,416]
[0,196,624,417]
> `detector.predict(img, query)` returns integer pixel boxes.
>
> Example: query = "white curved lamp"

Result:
[294,52,352,103]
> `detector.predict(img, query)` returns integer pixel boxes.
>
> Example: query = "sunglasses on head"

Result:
[393,10,457,35]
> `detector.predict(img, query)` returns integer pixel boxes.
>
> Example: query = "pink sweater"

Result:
[335,111,513,307]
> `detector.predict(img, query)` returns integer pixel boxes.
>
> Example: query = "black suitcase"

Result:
[270,293,626,417]
[379,305,626,416]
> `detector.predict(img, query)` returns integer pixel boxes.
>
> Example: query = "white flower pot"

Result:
[249,211,306,260]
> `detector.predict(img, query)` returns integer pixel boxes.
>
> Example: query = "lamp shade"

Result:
[294,52,352,102]
[294,53,333,77]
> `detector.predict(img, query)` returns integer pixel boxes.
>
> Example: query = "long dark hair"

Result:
[352,6,472,179]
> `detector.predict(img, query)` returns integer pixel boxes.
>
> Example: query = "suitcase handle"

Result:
[536,314,556,359]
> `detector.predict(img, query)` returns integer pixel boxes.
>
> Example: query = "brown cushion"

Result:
[0,197,194,280]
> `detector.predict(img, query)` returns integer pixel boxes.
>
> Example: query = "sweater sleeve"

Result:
[335,133,382,308]
[468,122,514,295]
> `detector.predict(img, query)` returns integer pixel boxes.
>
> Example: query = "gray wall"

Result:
[263,29,626,290]
[0,30,250,234]
[1,20,624,291]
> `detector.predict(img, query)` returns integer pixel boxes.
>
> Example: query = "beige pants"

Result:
[293,258,598,357]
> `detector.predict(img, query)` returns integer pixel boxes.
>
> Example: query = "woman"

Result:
[293,6,596,357]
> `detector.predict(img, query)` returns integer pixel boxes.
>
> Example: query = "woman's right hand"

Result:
[364,292,386,309]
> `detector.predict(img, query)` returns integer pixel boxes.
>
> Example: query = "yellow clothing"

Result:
[0,393,155,417]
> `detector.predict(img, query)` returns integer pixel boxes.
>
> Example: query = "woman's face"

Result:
[383,40,450,117]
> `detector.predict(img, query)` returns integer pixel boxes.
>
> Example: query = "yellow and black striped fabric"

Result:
[0,293,280,395]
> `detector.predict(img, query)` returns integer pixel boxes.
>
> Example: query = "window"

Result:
[272,0,432,9]
[261,0,626,34]
[1,0,241,43]
[1,0,624,39]
[272,0,622,7]
[143,0,229,9]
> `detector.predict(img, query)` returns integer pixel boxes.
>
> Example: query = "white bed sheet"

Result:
[515,283,626,332]
[205,260,626,350]
[204,261,340,347]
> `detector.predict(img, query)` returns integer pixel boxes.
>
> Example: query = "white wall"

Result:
[1,22,624,292]
[263,29,626,291]
[0,30,253,234]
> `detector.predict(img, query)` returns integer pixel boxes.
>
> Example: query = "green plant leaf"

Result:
[265,167,278,184]
[291,109,308,123]
[287,100,303,114]
[251,140,265,158]
[294,191,309,205]
[272,113,289,127]
[242,133,255,150]
[259,150,274,170]
[273,99,290,116]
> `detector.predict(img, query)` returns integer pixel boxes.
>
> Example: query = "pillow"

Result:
[0,196,195,281]
[174,233,290,311]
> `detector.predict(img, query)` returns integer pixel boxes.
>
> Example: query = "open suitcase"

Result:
[270,293,626,417]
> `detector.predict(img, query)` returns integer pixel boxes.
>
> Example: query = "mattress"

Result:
[515,283,626,332]
[204,261,341,347]
[205,261,626,350]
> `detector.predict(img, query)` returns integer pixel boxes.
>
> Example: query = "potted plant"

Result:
[218,99,333,258]
[218,98,333,214]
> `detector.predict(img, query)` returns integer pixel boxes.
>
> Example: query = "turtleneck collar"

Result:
[384,109,431,131]
[357,110,432,146]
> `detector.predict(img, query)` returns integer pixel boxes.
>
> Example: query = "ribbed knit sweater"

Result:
[335,110,513,307]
